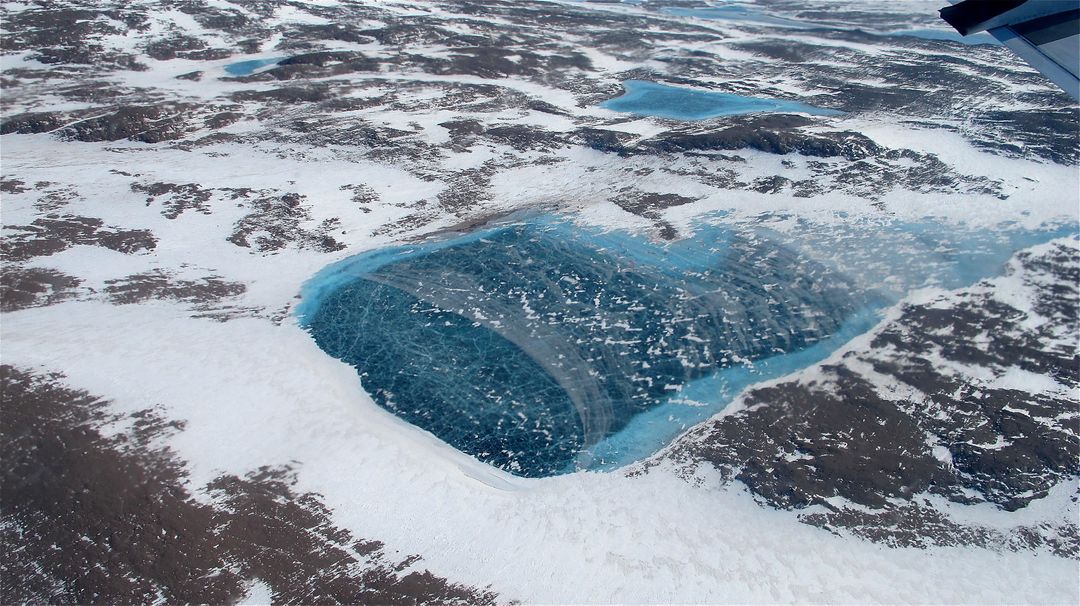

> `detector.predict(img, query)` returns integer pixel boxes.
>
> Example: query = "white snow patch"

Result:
[238,580,274,606]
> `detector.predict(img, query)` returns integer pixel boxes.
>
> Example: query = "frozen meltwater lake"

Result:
[224,56,285,76]
[602,80,841,120]
[297,216,1074,477]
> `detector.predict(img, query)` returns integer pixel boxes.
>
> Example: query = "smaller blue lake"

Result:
[224,57,285,76]
[601,80,841,120]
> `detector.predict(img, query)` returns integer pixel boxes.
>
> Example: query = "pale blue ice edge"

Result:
[294,223,511,325]
[578,305,884,471]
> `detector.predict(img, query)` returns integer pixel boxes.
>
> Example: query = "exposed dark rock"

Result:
[2,215,156,261]
[0,365,500,605]
[104,270,246,305]
[340,183,380,213]
[357,23,471,47]
[527,99,570,116]
[416,46,592,79]
[282,114,412,148]
[57,105,195,143]
[278,50,367,67]
[125,181,346,252]
[371,208,442,238]
[131,181,214,219]
[184,131,240,147]
[440,119,486,137]
[243,52,380,81]
[799,502,1079,558]
[185,5,251,33]
[752,175,792,194]
[678,366,956,509]
[645,122,881,160]
[437,166,496,213]
[56,82,127,104]
[611,191,697,216]
[232,86,332,104]
[970,109,1079,165]
[1,112,67,135]
[483,124,563,151]
[185,47,233,61]
[642,142,990,208]
[571,127,639,154]
[205,111,243,129]
[31,184,82,212]
[735,40,811,63]
[0,6,148,69]
[610,190,698,239]
[0,178,28,194]
[1,8,104,52]
[0,267,82,312]
[440,119,485,151]
[664,239,1080,549]
[227,191,346,253]
[292,23,377,45]
[574,115,882,161]
[144,35,206,61]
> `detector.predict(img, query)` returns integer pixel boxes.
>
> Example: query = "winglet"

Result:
[940,0,1080,100]
[940,0,1028,35]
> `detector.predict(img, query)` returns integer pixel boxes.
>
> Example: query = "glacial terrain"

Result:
[1,0,1078,603]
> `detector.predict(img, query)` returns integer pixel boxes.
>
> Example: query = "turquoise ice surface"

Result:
[601,80,841,120]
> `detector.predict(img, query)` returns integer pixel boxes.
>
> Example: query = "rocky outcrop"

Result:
[0,365,500,604]
[663,239,1080,552]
